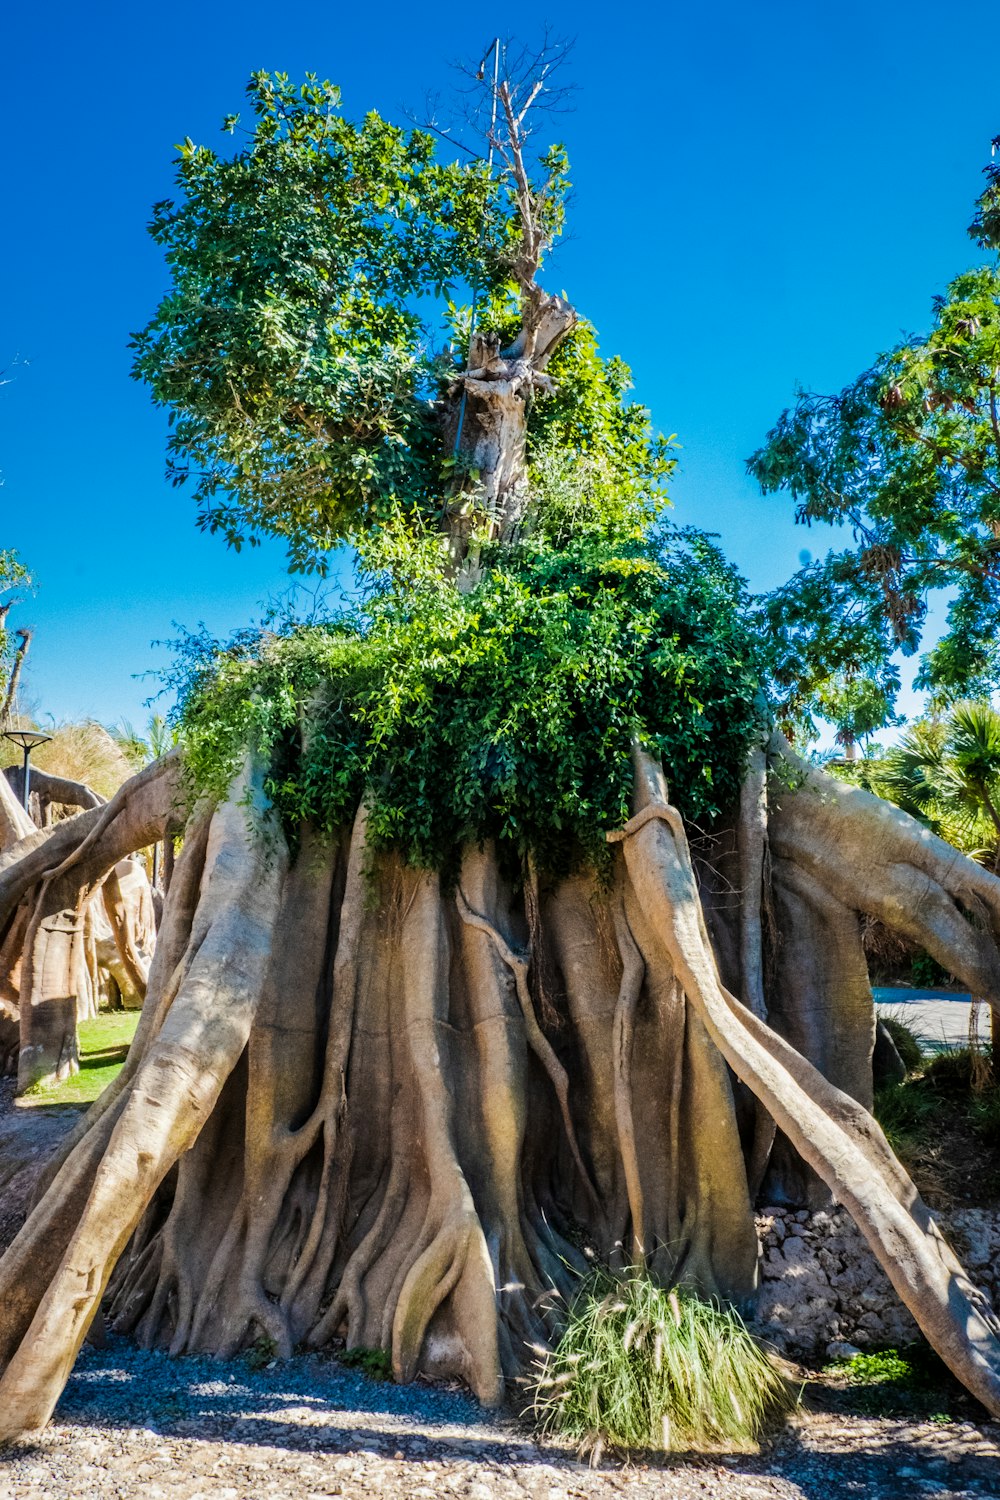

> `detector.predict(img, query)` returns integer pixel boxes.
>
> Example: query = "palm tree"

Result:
[870,702,1000,870]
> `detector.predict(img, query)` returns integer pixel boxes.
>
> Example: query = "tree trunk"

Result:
[1,737,1000,1436]
[441,296,576,570]
[0,754,183,1093]
[0,629,32,731]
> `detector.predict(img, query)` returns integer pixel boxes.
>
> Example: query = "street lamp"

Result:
[3,728,53,811]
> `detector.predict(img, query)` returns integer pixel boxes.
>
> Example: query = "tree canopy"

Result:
[140,65,759,872]
[749,140,1000,740]
[133,69,672,573]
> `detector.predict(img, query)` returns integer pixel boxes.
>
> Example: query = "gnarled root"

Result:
[93,822,760,1418]
[8,725,1000,1437]
[768,733,1000,1049]
[0,753,184,1093]
[621,747,1000,1418]
[0,765,288,1439]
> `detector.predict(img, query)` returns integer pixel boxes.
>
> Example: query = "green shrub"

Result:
[337,1345,393,1381]
[878,1015,924,1074]
[873,1081,939,1154]
[910,949,948,988]
[529,1269,793,1455]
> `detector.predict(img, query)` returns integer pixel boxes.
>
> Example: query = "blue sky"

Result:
[2,0,996,733]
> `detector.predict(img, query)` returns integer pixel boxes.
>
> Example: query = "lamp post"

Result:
[3,728,53,811]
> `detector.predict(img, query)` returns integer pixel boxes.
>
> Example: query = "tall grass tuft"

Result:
[878,1012,925,1074]
[529,1268,793,1456]
[24,721,134,800]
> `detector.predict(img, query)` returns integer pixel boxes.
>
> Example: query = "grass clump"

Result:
[878,1014,924,1074]
[530,1269,793,1456]
[337,1345,393,1381]
[823,1344,957,1419]
[873,1079,940,1156]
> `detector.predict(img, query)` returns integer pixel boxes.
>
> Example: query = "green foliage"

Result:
[825,1348,916,1384]
[910,948,948,988]
[875,1042,1000,1159]
[133,73,673,578]
[245,1334,278,1371]
[822,1345,955,1418]
[144,68,751,866]
[0,548,31,696]
[878,1015,924,1074]
[750,138,1000,735]
[133,71,515,572]
[170,524,764,876]
[969,1084,1000,1146]
[837,701,1000,866]
[337,1345,393,1381]
[526,320,676,546]
[530,1268,792,1454]
[873,1079,940,1156]
[111,713,175,770]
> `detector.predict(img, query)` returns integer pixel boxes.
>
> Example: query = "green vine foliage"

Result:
[171,524,765,878]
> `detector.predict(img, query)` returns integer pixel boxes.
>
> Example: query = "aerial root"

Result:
[0,763,288,1439]
[456,885,601,1210]
[621,745,1000,1419]
[610,894,645,1261]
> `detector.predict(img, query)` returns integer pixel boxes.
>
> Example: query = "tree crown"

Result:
[749,141,1000,739]
[134,69,671,572]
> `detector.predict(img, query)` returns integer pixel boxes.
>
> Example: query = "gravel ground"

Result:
[1,1339,999,1500]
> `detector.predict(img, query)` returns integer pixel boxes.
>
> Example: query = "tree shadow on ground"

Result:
[0,1340,981,1499]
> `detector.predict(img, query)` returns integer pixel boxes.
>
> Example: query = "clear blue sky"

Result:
[2,0,996,731]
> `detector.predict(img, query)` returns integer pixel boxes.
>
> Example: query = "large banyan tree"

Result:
[2,54,1000,1438]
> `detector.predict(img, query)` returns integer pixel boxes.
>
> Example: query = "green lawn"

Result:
[22,1010,141,1107]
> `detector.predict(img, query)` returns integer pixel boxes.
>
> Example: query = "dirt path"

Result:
[1,1340,998,1500]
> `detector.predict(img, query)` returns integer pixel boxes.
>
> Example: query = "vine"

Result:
[169,524,765,876]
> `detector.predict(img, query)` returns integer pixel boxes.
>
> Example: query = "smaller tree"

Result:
[749,137,1000,737]
[0,550,33,731]
[854,701,1000,870]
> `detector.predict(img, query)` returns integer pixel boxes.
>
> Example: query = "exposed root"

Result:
[0,754,185,1092]
[769,733,1000,1045]
[390,869,501,1403]
[610,893,645,1259]
[5,719,1000,1435]
[0,764,288,1438]
[456,882,601,1211]
[621,747,1000,1418]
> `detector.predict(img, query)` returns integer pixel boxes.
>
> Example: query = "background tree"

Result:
[3,57,1000,1439]
[749,140,1000,737]
[846,701,1000,870]
[0,550,33,731]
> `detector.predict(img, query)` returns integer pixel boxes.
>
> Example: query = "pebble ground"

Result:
[1,1339,999,1500]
